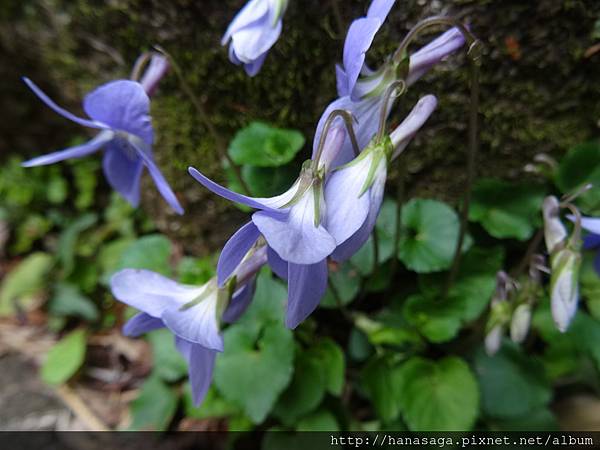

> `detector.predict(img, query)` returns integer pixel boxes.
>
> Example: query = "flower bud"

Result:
[550,247,581,332]
[485,325,503,356]
[510,303,532,343]
[139,53,169,97]
[543,196,567,254]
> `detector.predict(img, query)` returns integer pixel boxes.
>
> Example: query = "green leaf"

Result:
[348,328,374,362]
[321,262,361,308]
[57,213,98,277]
[177,256,215,285]
[580,252,600,320]
[395,356,479,431]
[404,247,503,343]
[489,408,558,431]
[473,343,551,419]
[183,385,241,419]
[398,199,470,273]
[296,409,339,431]
[41,329,87,385]
[215,323,294,424]
[238,268,288,326]
[274,350,326,425]
[556,140,600,214]
[307,338,345,396]
[349,198,398,276]
[70,158,99,211]
[98,238,134,284]
[533,299,600,375]
[12,214,51,253]
[361,356,400,423]
[242,164,299,197]
[355,312,422,347]
[147,329,188,382]
[403,293,463,343]
[48,282,98,321]
[215,269,294,423]
[262,428,333,450]
[228,122,305,167]
[46,168,68,204]
[128,375,178,431]
[469,178,546,240]
[0,252,54,316]
[116,234,172,276]
[446,246,504,322]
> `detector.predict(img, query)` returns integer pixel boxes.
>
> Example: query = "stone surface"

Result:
[2,0,599,253]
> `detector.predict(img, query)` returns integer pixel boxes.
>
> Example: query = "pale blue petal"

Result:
[324,153,372,245]
[335,64,349,97]
[252,189,336,265]
[222,281,255,323]
[407,27,465,86]
[286,260,328,329]
[102,141,143,207]
[390,95,438,158]
[162,293,224,351]
[366,0,395,21]
[343,17,383,100]
[231,15,282,64]
[22,131,113,167]
[331,164,386,262]
[243,51,268,77]
[188,167,287,217]
[313,95,383,167]
[267,246,288,280]
[110,269,205,318]
[83,80,154,144]
[139,54,169,97]
[175,338,216,407]
[217,221,260,286]
[133,141,184,215]
[222,0,270,45]
[123,313,164,337]
[22,77,107,130]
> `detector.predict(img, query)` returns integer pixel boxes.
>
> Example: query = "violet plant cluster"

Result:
[21,0,597,407]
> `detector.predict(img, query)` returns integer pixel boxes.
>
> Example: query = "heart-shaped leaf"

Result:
[228,122,305,167]
[395,356,479,431]
[398,199,470,273]
[469,178,546,240]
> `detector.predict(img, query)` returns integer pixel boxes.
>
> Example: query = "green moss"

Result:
[2,0,599,251]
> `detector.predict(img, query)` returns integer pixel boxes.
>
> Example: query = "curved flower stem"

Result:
[130,51,152,81]
[392,16,477,64]
[390,160,406,279]
[444,47,482,296]
[376,80,406,143]
[329,0,345,37]
[562,202,582,245]
[329,279,353,323]
[313,109,360,165]
[511,228,544,279]
[154,45,252,196]
[372,228,380,274]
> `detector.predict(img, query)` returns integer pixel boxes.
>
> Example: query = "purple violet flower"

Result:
[315,0,465,168]
[139,53,170,97]
[222,0,288,76]
[325,95,438,261]
[110,245,266,405]
[569,215,600,276]
[189,122,347,329]
[21,76,183,215]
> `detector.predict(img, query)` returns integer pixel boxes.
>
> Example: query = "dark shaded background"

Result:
[1,0,598,253]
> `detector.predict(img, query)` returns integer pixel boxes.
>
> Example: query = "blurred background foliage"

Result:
[0,0,600,440]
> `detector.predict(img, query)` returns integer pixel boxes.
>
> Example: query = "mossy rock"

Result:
[2,0,599,252]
